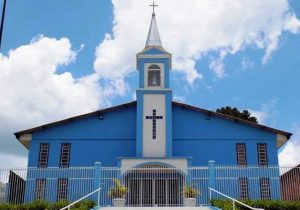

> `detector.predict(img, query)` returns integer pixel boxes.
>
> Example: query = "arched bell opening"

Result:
[123,164,185,207]
[147,64,161,87]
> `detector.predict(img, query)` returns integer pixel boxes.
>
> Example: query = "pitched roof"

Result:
[14,101,292,149]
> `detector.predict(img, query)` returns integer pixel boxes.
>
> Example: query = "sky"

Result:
[0,0,300,168]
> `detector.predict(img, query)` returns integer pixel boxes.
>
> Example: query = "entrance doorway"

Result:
[124,165,184,207]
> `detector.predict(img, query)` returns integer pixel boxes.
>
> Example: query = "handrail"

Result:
[208,187,264,210]
[60,187,102,210]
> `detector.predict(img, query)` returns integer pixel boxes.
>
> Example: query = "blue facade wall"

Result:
[24,103,282,203]
[172,104,279,166]
[26,102,280,165]
[28,105,137,167]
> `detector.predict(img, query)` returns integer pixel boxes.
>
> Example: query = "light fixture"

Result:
[205,112,211,120]
[98,112,104,120]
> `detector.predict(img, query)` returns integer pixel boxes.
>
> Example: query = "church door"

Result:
[125,167,183,206]
[127,178,181,206]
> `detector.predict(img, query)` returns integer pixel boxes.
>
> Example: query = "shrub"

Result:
[0,199,95,210]
[183,185,200,198]
[108,179,128,199]
[25,200,50,210]
[71,200,95,210]
[211,199,300,210]
[49,199,69,210]
[0,203,19,210]
[211,199,235,210]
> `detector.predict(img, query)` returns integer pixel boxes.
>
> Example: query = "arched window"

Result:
[148,64,161,87]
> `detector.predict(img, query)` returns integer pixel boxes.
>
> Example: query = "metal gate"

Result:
[127,178,181,206]
[124,165,184,207]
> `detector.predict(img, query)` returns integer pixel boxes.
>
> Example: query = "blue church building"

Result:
[14,9,292,207]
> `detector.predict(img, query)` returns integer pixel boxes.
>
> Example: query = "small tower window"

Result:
[148,64,161,87]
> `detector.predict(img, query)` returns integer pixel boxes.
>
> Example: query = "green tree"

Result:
[216,106,258,123]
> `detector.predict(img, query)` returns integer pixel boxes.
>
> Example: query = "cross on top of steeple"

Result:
[149,1,158,15]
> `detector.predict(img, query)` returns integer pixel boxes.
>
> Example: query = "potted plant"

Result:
[183,185,200,206]
[108,179,128,207]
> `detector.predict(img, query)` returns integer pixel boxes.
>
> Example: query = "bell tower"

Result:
[136,3,172,158]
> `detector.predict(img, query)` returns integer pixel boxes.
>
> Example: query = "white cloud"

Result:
[173,59,203,83]
[173,95,186,103]
[241,57,254,70]
[279,126,300,166]
[248,110,268,124]
[284,13,300,34]
[0,36,112,167]
[132,92,136,101]
[248,99,279,125]
[94,0,300,84]
[209,51,227,78]
[0,36,101,126]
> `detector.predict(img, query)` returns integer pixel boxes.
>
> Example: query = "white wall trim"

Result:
[137,54,171,59]
[120,158,189,174]
[143,94,166,157]
[136,54,172,70]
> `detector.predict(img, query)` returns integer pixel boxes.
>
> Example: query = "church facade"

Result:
[14,10,292,206]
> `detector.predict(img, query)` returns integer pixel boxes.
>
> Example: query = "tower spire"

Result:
[145,2,163,48]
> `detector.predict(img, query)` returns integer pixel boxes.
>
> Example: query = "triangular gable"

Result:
[136,46,172,70]
[137,46,170,55]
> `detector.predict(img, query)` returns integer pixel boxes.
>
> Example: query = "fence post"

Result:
[208,160,216,200]
[94,162,101,206]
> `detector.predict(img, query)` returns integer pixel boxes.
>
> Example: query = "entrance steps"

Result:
[94,207,220,210]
